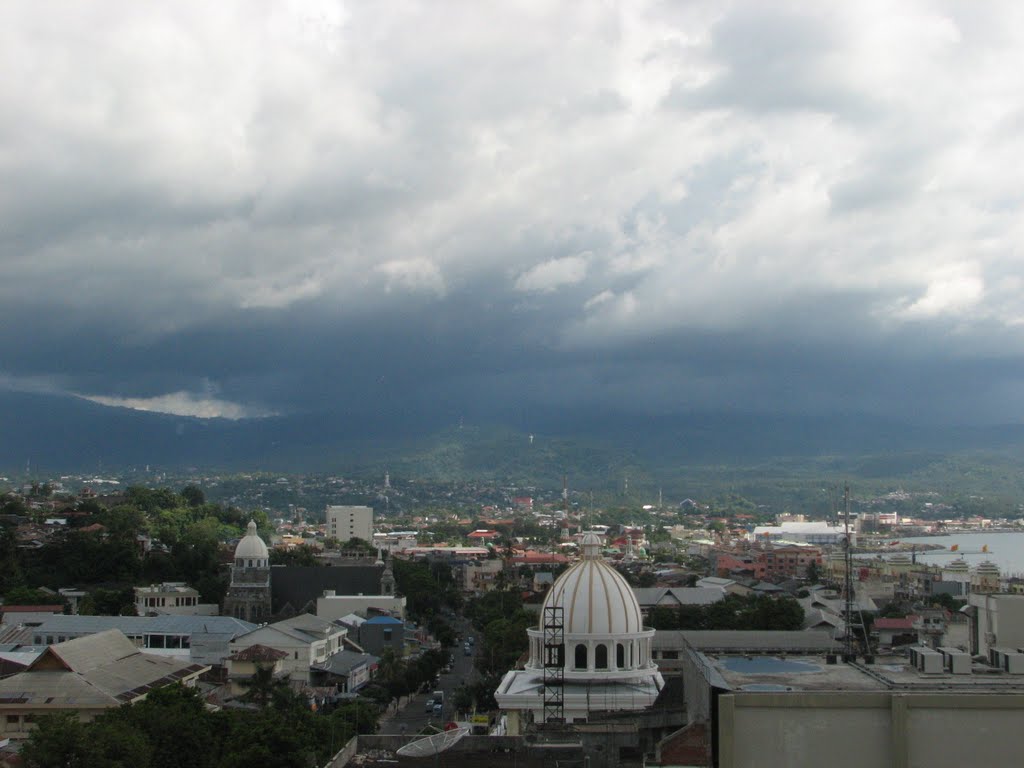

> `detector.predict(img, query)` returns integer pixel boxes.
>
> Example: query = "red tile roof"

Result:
[229,644,289,662]
[0,605,63,614]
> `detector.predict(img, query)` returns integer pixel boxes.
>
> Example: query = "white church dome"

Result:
[540,532,644,635]
[235,520,269,562]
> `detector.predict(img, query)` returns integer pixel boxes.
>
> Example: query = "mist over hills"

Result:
[5,390,1024,498]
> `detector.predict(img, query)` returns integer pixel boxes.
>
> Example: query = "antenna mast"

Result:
[842,484,870,660]
[843,484,854,658]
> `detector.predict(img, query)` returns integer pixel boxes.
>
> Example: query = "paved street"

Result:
[378,617,480,734]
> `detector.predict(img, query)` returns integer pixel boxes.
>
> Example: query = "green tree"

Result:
[238,666,291,708]
[2,586,56,606]
[20,711,87,768]
[270,545,321,567]
[181,485,205,508]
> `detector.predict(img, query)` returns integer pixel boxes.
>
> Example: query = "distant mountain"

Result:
[4,390,1024,489]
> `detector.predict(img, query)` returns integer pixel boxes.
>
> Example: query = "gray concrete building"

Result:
[664,635,1024,767]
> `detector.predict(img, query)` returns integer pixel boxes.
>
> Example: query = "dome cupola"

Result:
[234,520,269,566]
[525,531,655,681]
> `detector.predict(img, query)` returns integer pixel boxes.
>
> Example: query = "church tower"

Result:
[378,549,396,596]
[223,521,272,622]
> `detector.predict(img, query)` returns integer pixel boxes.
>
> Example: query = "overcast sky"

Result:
[3,1,1024,428]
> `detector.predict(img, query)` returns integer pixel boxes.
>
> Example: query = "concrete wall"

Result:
[717,692,1024,768]
[973,594,1024,657]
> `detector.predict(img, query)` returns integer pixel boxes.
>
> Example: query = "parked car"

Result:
[432,703,443,717]
[425,699,435,712]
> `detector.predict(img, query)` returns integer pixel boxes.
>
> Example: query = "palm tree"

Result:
[238,665,291,707]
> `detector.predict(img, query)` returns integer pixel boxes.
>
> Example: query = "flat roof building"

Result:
[666,636,1024,767]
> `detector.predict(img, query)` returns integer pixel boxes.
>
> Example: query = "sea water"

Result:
[895,531,1024,577]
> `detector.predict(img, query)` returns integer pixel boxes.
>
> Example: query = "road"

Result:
[379,617,480,734]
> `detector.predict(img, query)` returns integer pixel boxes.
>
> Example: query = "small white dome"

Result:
[540,534,643,635]
[235,520,269,561]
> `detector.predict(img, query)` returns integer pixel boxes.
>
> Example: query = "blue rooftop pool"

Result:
[717,657,822,675]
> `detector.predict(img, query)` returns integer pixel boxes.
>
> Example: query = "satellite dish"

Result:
[396,727,470,757]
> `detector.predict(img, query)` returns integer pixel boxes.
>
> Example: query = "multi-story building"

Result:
[134,582,218,616]
[757,544,823,579]
[967,592,1024,658]
[666,637,1024,767]
[326,505,373,543]
[228,614,348,685]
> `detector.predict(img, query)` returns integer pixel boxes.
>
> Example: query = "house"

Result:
[695,577,751,596]
[316,589,406,622]
[311,649,378,692]
[461,558,504,594]
[228,614,347,684]
[357,616,404,656]
[226,644,290,696]
[0,629,208,740]
[872,616,919,648]
[632,587,726,616]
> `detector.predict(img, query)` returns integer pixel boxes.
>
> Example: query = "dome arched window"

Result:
[595,644,608,669]
[616,643,625,669]
[574,644,588,670]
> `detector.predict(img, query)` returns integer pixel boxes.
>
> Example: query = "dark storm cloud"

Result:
[3,1,1024,426]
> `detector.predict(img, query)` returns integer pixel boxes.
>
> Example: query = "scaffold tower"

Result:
[541,605,565,724]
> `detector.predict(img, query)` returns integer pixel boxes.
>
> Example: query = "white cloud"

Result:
[515,254,589,293]
[377,258,446,296]
[5,2,1024,418]
[76,391,274,420]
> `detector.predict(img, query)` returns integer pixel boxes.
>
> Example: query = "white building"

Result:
[228,614,348,685]
[326,505,374,543]
[750,521,850,546]
[373,531,418,553]
[316,590,407,621]
[494,533,664,733]
[967,593,1024,658]
[134,582,218,616]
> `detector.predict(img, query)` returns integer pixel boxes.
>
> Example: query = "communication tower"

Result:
[842,484,869,659]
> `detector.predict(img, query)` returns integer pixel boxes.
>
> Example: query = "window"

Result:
[6,715,18,724]
[383,629,393,641]
[574,644,587,670]
[616,643,625,668]
[595,644,608,669]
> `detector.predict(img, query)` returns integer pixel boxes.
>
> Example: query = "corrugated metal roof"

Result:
[31,614,257,636]
[0,630,211,710]
[45,630,138,672]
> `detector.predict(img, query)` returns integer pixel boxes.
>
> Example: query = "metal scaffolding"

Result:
[542,605,565,724]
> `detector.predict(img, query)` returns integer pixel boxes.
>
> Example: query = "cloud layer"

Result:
[3,1,1024,427]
